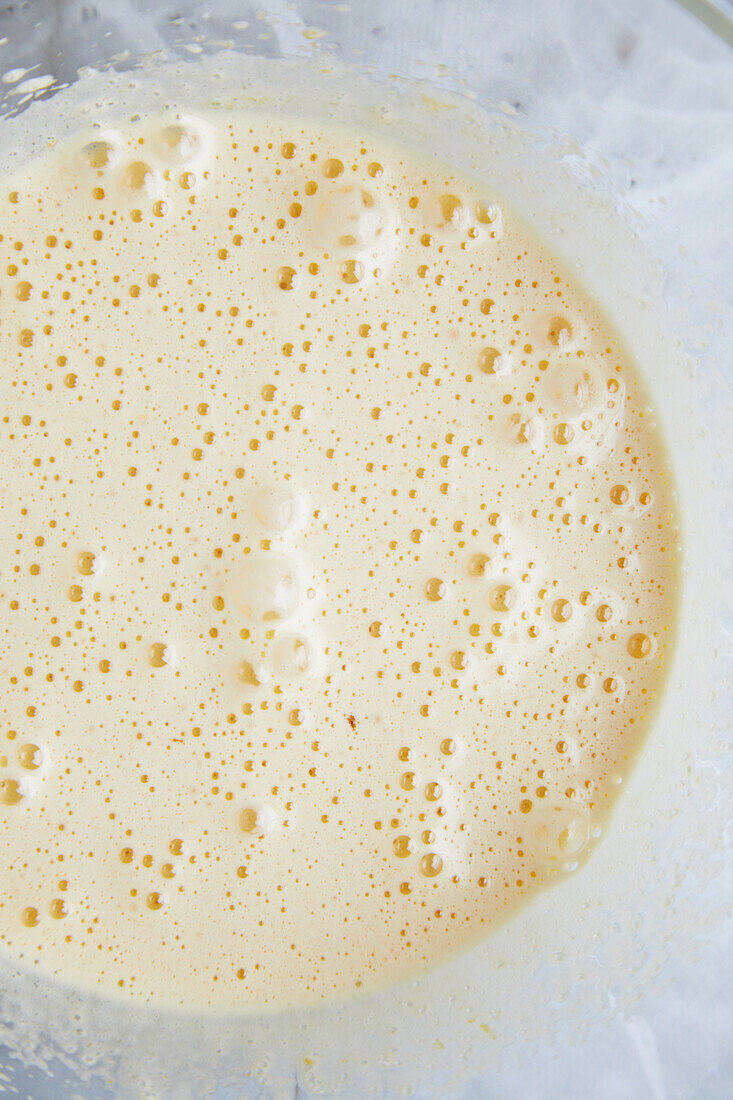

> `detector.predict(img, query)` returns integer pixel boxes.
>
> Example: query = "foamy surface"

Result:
[0,111,678,1009]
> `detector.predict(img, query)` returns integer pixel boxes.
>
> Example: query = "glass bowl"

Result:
[0,1,731,1096]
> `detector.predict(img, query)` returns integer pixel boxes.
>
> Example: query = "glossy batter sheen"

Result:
[0,111,678,1009]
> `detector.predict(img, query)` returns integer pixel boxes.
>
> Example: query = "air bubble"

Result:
[393,835,412,858]
[0,779,23,806]
[475,200,500,225]
[553,422,575,446]
[120,161,157,194]
[437,194,467,230]
[81,140,119,170]
[478,347,510,376]
[148,642,176,669]
[425,578,446,602]
[237,659,269,687]
[628,632,653,659]
[551,599,572,624]
[239,804,278,838]
[323,158,344,179]
[271,633,314,679]
[489,583,515,613]
[17,743,41,770]
[548,317,573,346]
[420,853,443,877]
[253,484,304,534]
[235,553,301,622]
[156,123,200,164]
[468,553,489,577]
[339,259,364,284]
[530,805,590,865]
[276,266,299,291]
[76,550,105,577]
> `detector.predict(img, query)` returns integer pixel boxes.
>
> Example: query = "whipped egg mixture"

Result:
[0,111,678,1009]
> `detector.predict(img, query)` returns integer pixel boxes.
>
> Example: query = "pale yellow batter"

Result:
[0,110,678,1009]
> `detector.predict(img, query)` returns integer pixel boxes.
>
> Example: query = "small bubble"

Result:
[17,743,41,770]
[50,898,69,919]
[440,738,456,756]
[146,892,165,911]
[548,317,573,346]
[553,422,574,446]
[254,484,303,533]
[281,141,296,159]
[121,160,156,193]
[596,604,613,623]
[425,577,446,602]
[628,632,653,659]
[15,281,32,301]
[610,484,629,505]
[468,553,489,577]
[437,193,467,229]
[450,650,466,670]
[271,633,314,679]
[393,835,412,858]
[148,642,175,668]
[0,779,23,806]
[81,140,118,169]
[551,599,572,624]
[22,907,39,928]
[475,200,500,225]
[156,124,199,163]
[323,158,344,178]
[276,266,299,291]
[369,621,383,638]
[239,804,277,838]
[425,782,442,802]
[76,550,104,576]
[520,799,533,814]
[339,259,364,284]
[237,660,269,687]
[400,772,415,791]
[235,553,300,622]
[420,853,443,877]
[489,583,515,613]
[478,347,508,375]
[120,847,134,864]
